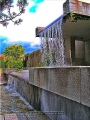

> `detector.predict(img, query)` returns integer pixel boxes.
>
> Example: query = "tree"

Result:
[0,0,28,27]
[3,44,25,70]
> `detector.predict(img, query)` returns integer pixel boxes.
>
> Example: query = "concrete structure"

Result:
[5,67,90,120]
[36,0,90,66]
[63,0,90,16]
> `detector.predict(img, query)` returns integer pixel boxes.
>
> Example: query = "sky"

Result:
[0,0,90,54]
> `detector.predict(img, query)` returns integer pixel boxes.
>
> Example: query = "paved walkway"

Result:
[0,85,49,120]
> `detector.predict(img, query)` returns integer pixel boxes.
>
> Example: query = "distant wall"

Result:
[26,50,41,67]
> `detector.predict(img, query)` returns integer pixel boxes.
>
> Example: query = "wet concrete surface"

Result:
[0,85,49,120]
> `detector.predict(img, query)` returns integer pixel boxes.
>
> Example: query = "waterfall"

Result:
[40,17,66,67]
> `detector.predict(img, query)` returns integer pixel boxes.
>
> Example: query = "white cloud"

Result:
[0,0,65,45]
[79,0,90,3]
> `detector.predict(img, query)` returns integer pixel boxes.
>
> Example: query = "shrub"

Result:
[0,60,5,68]
[5,58,23,71]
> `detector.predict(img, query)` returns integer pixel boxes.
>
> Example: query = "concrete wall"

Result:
[65,37,71,65]
[29,67,90,107]
[85,40,90,65]
[81,67,90,106]
[65,37,90,66]
[7,67,90,120]
[75,40,85,59]
[40,89,90,120]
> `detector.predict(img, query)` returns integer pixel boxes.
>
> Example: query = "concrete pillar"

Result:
[70,37,75,65]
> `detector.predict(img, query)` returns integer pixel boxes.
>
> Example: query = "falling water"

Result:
[40,17,66,66]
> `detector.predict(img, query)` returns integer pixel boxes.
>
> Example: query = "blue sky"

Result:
[0,0,89,54]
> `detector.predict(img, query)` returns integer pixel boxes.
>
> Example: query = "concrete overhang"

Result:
[35,15,64,37]
[35,13,90,41]
[63,15,90,40]
[63,16,90,41]
[36,0,90,38]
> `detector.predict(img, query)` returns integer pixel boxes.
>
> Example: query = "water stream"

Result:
[40,17,66,66]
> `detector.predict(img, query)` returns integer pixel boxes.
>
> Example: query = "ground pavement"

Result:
[0,84,49,120]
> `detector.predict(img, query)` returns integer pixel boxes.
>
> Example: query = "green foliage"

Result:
[18,0,28,4]
[15,59,23,71]
[36,62,45,67]
[3,44,25,59]
[63,13,90,22]
[3,44,25,71]
[0,60,5,68]
[5,58,23,70]
[23,54,28,67]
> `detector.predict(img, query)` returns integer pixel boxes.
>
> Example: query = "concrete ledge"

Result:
[9,70,29,83]
[4,68,16,74]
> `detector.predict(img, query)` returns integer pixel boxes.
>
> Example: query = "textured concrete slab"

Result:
[33,67,81,102]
